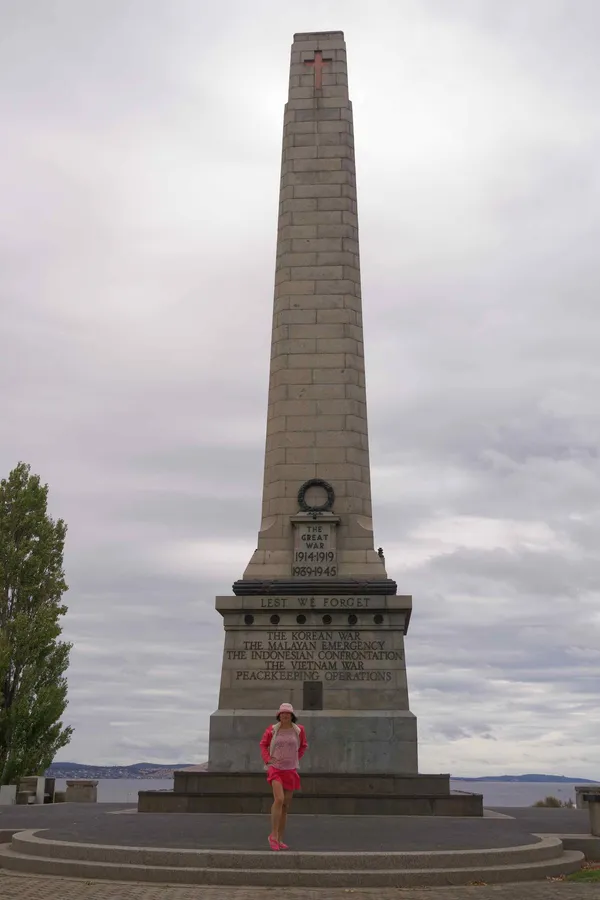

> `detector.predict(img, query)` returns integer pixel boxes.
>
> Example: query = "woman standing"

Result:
[259,702,308,850]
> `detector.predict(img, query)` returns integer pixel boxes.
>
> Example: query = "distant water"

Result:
[53,778,586,807]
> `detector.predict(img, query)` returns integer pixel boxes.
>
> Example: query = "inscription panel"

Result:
[292,522,337,578]
[258,595,373,609]
[223,626,405,685]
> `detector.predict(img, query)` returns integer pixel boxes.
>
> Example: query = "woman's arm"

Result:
[259,726,273,765]
[298,725,308,760]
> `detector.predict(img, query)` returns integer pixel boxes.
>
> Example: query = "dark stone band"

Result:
[232,578,398,596]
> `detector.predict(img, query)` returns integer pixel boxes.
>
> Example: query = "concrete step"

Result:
[0,834,584,887]
[8,830,565,868]
[138,789,482,815]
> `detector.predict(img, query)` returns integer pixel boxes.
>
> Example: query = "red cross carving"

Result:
[304,50,333,90]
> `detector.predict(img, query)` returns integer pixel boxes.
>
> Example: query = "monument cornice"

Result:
[232,578,399,596]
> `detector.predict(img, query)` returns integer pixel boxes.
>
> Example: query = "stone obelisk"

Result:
[209,30,417,775]
[139,30,482,816]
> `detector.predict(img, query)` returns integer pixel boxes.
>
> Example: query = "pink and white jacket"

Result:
[259,722,308,769]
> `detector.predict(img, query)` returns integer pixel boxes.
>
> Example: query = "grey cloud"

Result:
[0,0,598,776]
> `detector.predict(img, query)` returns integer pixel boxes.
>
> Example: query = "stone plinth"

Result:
[584,795,600,837]
[139,770,482,816]
[208,593,417,774]
[65,780,98,803]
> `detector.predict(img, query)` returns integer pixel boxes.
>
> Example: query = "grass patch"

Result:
[532,795,574,808]
[567,866,600,883]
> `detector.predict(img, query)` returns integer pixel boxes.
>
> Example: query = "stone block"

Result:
[321,84,349,98]
[285,447,346,465]
[288,383,346,400]
[342,265,361,282]
[293,210,342,225]
[346,446,370,466]
[312,367,359,386]
[292,133,319,147]
[274,265,291,284]
[317,143,353,158]
[285,170,349,187]
[315,430,364,446]
[291,265,343,281]
[318,97,350,110]
[280,199,318,215]
[289,86,317,100]
[317,197,354,212]
[291,293,345,310]
[65,780,98,803]
[315,279,358,295]
[276,309,317,325]
[318,120,351,133]
[316,223,356,238]
[295,107,342,122]
[286,415,345,432]
[291,157,343,172]
[315,461,362,480]
[280,224,318,240]
[284,146,318,160]
[285,120,318,134]
[316,251,356,266]
[264,448,286,468]
[288,323,344,339]
[275,280,315,297]
[315,338,358,355]
[291,237,343,253]
[316,308,356,324]
[293,184,342,199]
[287,352,346,369]
[265,415,286,434]
[315,130,348,146]
[270,369,312,386]
[277,252,317,268]
[266,497,301,516]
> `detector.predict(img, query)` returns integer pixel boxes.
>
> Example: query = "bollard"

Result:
[583,794,600,837]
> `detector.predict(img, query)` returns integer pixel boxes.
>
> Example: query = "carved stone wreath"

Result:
[297,478,335,514]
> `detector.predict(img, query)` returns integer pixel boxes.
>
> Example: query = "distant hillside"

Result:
[453,774,599,783]
[46,762,201,779]
[45,764,597,782]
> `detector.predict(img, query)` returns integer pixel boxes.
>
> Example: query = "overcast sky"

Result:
[1,0,598,778]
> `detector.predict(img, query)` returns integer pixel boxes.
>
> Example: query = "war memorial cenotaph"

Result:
[139,31,482,816]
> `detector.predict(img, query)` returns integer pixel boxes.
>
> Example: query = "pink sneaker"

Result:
[278,841,289,850]
[268,835,280,851]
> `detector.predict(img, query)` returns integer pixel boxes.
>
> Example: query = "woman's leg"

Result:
[270,779,284,841]
[279,790,293,843]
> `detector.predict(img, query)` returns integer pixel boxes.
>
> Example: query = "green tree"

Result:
[0,462,73,785]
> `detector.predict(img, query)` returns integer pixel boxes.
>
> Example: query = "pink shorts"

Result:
[266,766,301,792]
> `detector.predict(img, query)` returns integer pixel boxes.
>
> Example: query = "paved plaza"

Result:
[0,803,590,852]
[0,870,597,900]
[1,803,597,896]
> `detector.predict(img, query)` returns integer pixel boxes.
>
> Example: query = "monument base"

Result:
[209,709,418,774]
[138,771,482,816]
